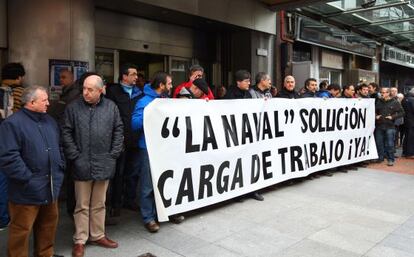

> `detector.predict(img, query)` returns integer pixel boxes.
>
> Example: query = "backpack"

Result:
[0,86,13,122]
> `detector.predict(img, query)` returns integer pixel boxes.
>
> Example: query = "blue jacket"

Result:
[131,84,160,149]
[0,108,64,205]
[316,90,333,98]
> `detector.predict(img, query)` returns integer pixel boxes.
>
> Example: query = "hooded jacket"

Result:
[131,84,161,149]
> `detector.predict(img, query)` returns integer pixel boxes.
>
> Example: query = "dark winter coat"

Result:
[402,95,414,128]
[301,90,315,98]
[105,83,142,149]
[276,87,300,99]
[375,98,404,129]
[61,97,124,181]
[224,86,252,99]
[48,83,82,124]
[0,108,65,205]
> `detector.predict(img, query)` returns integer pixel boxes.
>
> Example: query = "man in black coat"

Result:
[300,78,317,98]
[0,85,64,257]
[402,88,414,158]
[375,87,404,166]
[223,70,264,201]
[62,75,124,257]
[105,63,142,217]
[224,69,253,99]
[277,75,300,99]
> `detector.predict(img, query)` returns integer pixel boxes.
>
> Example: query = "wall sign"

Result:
[383,45,414,69]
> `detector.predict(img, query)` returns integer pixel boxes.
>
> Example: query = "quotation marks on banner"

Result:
[161,117,180,138]
[284,109,295,124]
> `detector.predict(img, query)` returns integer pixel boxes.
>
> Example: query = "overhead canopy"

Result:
[297,0,414,52]
[260,0,325,10]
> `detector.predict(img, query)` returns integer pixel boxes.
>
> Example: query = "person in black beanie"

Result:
[189,78,210,99]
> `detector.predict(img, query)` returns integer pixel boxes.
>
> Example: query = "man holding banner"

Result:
[277,75,300,99]
[131,71,178,233]
[223,70,264,201]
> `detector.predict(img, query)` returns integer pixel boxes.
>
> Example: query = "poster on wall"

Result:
[49,59,89,99]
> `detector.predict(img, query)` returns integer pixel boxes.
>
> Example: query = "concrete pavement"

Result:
[1,164,414,257]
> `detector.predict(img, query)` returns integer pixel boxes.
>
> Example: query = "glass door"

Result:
[169,56,191,87]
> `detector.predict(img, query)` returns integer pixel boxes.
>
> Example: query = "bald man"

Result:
[277,75,300,99]
[62,74,124,257]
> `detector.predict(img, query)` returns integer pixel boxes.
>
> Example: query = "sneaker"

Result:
[387,160,394,166]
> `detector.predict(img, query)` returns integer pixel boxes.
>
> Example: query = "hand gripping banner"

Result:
[144,98,378,221]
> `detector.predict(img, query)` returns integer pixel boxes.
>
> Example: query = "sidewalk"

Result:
[1,159,413,257]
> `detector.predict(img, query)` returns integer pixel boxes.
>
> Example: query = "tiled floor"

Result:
[1,166,414,257]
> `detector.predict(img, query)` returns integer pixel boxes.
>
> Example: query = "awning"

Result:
[297,0,414,52]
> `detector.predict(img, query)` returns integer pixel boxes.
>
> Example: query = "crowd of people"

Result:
[0,62,413,257]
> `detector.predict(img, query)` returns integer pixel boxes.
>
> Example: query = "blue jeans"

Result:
[137,149,156,224]
[375,127,396,162]
[0,171,9,226]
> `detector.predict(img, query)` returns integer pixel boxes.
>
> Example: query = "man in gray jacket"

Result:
[61,75,123,257]
[249,72,272,99]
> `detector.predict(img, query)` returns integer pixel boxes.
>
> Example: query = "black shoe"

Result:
[336,167,348,173]
[251,192,264,201]
[322,171,333,177]
[52,254,65,257]
[235,197,244,203]
[169,215,185,224]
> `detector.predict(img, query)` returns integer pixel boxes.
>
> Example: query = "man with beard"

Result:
[301,78,317,98]
[356,84,370,98]
[131,72,177,233]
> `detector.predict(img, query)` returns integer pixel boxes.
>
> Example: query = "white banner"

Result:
[144,98,378,221]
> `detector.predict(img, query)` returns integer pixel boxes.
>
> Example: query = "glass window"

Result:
[95,50,115,84]
[169,57,190,86]
[320,68,342,86]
